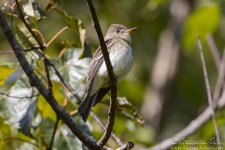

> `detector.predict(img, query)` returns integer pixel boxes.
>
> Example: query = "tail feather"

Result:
[78,94,96,122]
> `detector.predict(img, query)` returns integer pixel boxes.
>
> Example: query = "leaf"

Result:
[14,23,36,49]
[53,8,92,58]
[52,8,79,29]
[0,77,39,136]
[64,48,90,98]
[116,97,144,125]
[0,65,16,86]
[23,1,46,20]
[54,124,83,150]
[78,20,92,59]
[183,4,221,49]
[37,81,65,121]
[0,117,11,140]
[45,0,60,11]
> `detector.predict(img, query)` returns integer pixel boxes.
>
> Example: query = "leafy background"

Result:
[0,0,225,149]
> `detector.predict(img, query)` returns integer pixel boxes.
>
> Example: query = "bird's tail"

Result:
[78,94,96,122]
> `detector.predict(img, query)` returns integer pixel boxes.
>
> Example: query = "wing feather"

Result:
[86,39,114,93]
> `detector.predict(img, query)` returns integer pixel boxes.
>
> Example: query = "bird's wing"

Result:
[86,39,114,93]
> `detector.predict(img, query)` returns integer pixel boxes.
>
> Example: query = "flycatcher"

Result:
[78,24,136,122]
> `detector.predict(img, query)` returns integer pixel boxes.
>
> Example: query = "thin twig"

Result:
[44,59,53,92]
[86,0,117,147]
[47,116,60,150]
[0,92,40,99]
[0,46,41,54]
[90,112,124,147]
[46,26,68,47]
[32,28,46,46]
[213,49,225,102]
[116,142,134,150]
[207,34,221,72]
[0,50,14,54]
[197,37,221,150]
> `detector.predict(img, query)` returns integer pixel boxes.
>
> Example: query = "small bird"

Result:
[78,24,137,122]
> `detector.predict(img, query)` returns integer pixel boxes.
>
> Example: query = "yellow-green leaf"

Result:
[0,65,16,86]
[182,4,221,49]
[37,81,65,121]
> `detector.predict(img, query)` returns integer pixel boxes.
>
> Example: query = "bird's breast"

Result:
[98,42,133,81]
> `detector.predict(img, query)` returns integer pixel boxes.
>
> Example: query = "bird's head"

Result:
[104,24,137,43]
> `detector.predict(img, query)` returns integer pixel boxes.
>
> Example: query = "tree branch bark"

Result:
[86,0,118,147]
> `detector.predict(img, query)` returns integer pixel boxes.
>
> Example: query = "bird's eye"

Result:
[116,29,120,33]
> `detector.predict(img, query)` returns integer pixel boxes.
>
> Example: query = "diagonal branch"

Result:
[0,10,102,150]
[86,0,118,147]
[197,37,221,150]
[207,34,221,72]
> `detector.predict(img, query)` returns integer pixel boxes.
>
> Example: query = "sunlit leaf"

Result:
[14,23,36,49]
[37,81,65,121]
[0,117,34,149]
[0,65,16,86]
[0,117,11,140]
[0,77,39,136]
[183,4,221,49]
[23,1,46,20]
[52,8,92,58]
[64,48,90,98]
[78,20,92,59]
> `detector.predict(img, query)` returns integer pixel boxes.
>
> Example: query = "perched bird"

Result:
[78,24,137,122]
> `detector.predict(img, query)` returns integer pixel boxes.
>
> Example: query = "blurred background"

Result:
[1,0,225,149]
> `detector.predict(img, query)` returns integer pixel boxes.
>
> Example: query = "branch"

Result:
[47,116,60,150]
[207,34,221,72]
[46,26,68,47]
[197,37,221,150]
[90,112,123,146]
[213,49,225,102]
[0,50,14,54]
[86,0,118,147]
[116,141,134,150]
[0,92,40,99]
[0,10,102,150]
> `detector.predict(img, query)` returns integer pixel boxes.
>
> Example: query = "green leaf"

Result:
[45,0,60,11]
[37,81,65,121]
[0,117,11,140]
[183,4,221,49]
[52,8,78,29]
[23,1,46,20]
[52,8,92,58]
[0,65,16,86]
[14,23,36,49]
[78,20,92,59]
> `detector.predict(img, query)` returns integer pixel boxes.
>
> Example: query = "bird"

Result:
[78,24,137,122]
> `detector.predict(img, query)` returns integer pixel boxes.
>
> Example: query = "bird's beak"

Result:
[126,27,138,33]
